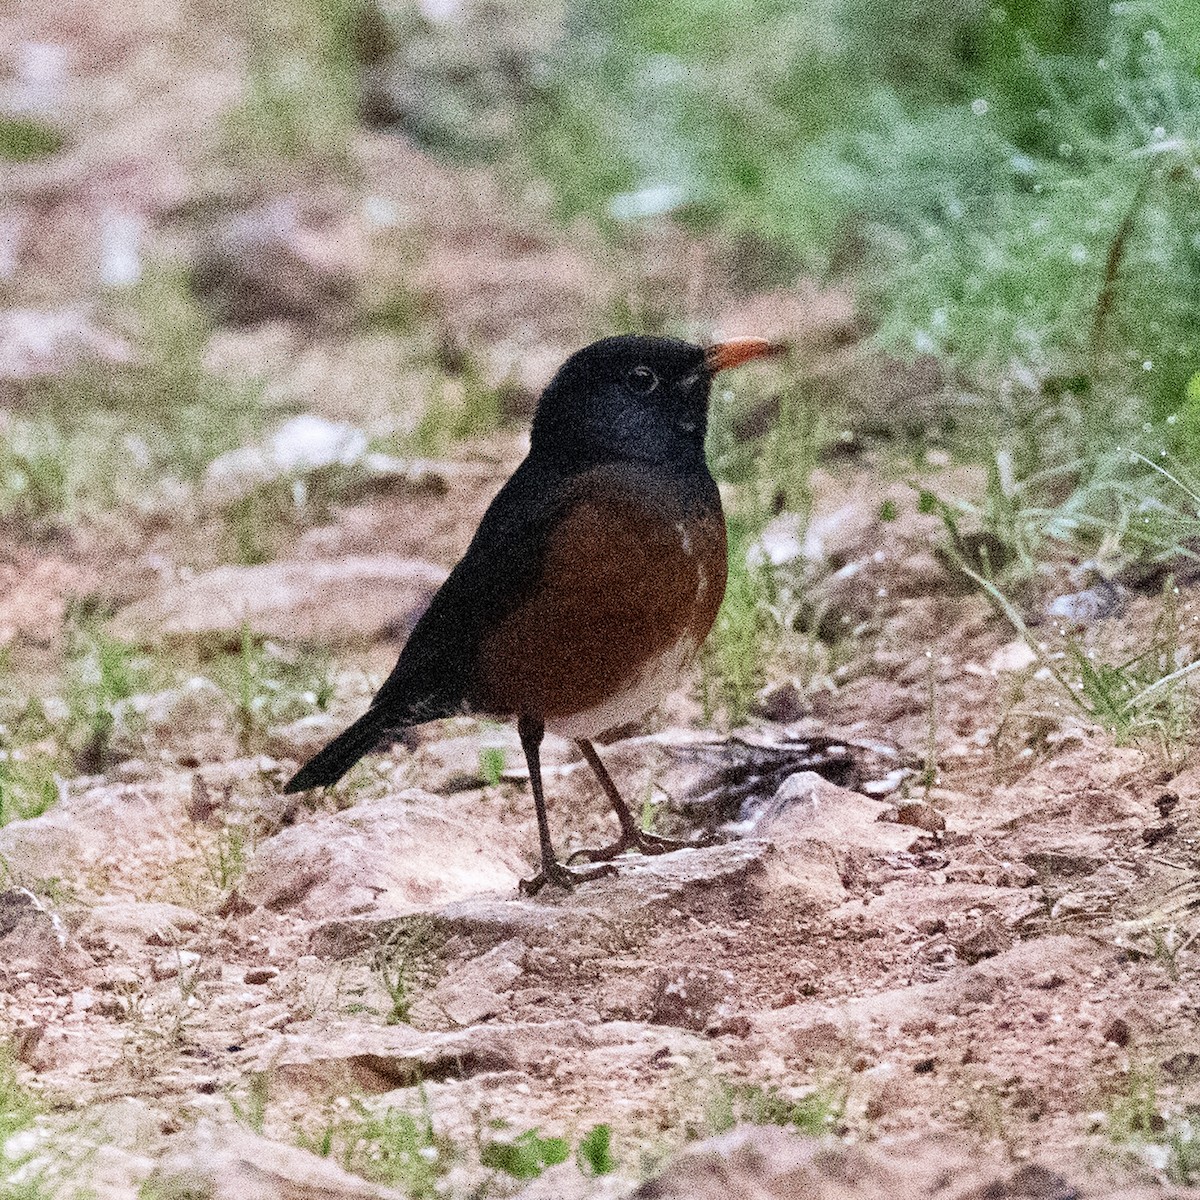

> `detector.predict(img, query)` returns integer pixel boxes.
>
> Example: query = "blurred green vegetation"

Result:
[0,116,65,162]
[225,0,364,167]
[522,0,1200,464]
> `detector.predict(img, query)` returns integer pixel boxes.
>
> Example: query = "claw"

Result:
[568,828,725,865]
[518,858,618,896]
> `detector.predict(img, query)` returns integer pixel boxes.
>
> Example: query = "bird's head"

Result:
[529,334,783,469]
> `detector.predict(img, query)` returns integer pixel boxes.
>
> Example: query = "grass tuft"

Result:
[299,1095,451,1197]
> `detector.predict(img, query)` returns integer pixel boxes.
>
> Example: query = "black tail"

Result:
[283,706,400,792]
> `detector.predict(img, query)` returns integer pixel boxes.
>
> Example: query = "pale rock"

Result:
[145,1119,407,1199]
[0,307,132,382]
[1046,580,1124,626]
[0,888,93,980]
[314,839,772,958]
[258,1020,707,1096]
[512,1159,628,1199]
[412,728,574,793]
[82,1142,156,1200]
[748,512,805,569]
[191,197,362,330]
[802,501,879,568]
[632,1126,921,1200]
[109,557,448,645]
[752,772,914,904]
[204,415,367,499]
[265,712,341,764]
[648,965,737,1032]
[242,792,527,921]
[987,641,1038,674]
[431,939,524,1025]
[0,778,190,887]
[110,678,236,759]
[76,901,201,952]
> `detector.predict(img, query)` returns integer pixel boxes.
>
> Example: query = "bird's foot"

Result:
[518,858,618,897]
[568,827,725,865]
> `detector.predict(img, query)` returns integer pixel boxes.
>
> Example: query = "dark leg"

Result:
[517,716,616,896]
[567,738,718,864]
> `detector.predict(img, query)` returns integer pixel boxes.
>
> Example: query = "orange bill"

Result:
[704,336,786,373]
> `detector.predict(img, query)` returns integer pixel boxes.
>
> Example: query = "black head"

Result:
[528,334,780,471]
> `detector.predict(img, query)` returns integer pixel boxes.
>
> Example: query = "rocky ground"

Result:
[3,0,1200,1198]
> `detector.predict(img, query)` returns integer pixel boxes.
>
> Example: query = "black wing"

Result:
[283,455,566,791]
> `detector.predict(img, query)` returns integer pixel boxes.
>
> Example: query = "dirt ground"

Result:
[2,1,1200,1197]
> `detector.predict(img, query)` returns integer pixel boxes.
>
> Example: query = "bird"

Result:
[283,333,784,893]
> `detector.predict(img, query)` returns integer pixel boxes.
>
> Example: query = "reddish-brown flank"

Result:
[474,465,726,725]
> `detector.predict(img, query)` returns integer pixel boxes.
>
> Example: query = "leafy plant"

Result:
[0,750,59,829]
[699,516,779,727]
[576,1123,616,1176]
[0,1043,52,1200]
[0,1046,37,1148]
[478,744,506,788]
[480,1127,569,1180]
[223,0,361,168]
[1104,1064,1200,1185]
[230,1071,270,1135]
[202,821,251,895]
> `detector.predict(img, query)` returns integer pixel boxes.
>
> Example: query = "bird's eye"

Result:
[627,365,659,395]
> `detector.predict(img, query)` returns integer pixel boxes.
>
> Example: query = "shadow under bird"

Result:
[284,333,783,892]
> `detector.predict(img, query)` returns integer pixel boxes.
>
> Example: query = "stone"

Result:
[109,556,448,646]
[632,1126,920,1200]
[242,792,528,922]
[360,3,546,158]
[1102,1017,1132,1048]
[802,501,880,569]
[0,888,93,980]
[888,802,946,832]
[957,1164,1080,1200]
[145,1119,408,1199]
[110,678,237,760]
[411,728,574,793]
[314,838,771,959]
[0,307,132,383]
[430,939,524,1025]
[265,713,342,763]
[987,641,1038,674]
[257,1020,706,1096]
[1046,583,1124,626]
[648,965,737,1032]
[76,901,201,952]
[199,416,450,509]
[757,772,915,865]
[201,415,367,504]
[0,778,190,889]
[750,512,806,569]
[511,1159,628,1199]
[191,197,362,329]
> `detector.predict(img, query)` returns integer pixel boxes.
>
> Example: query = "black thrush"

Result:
[284,333,783,892]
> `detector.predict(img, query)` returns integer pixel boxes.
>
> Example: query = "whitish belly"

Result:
[545,633,698,739]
